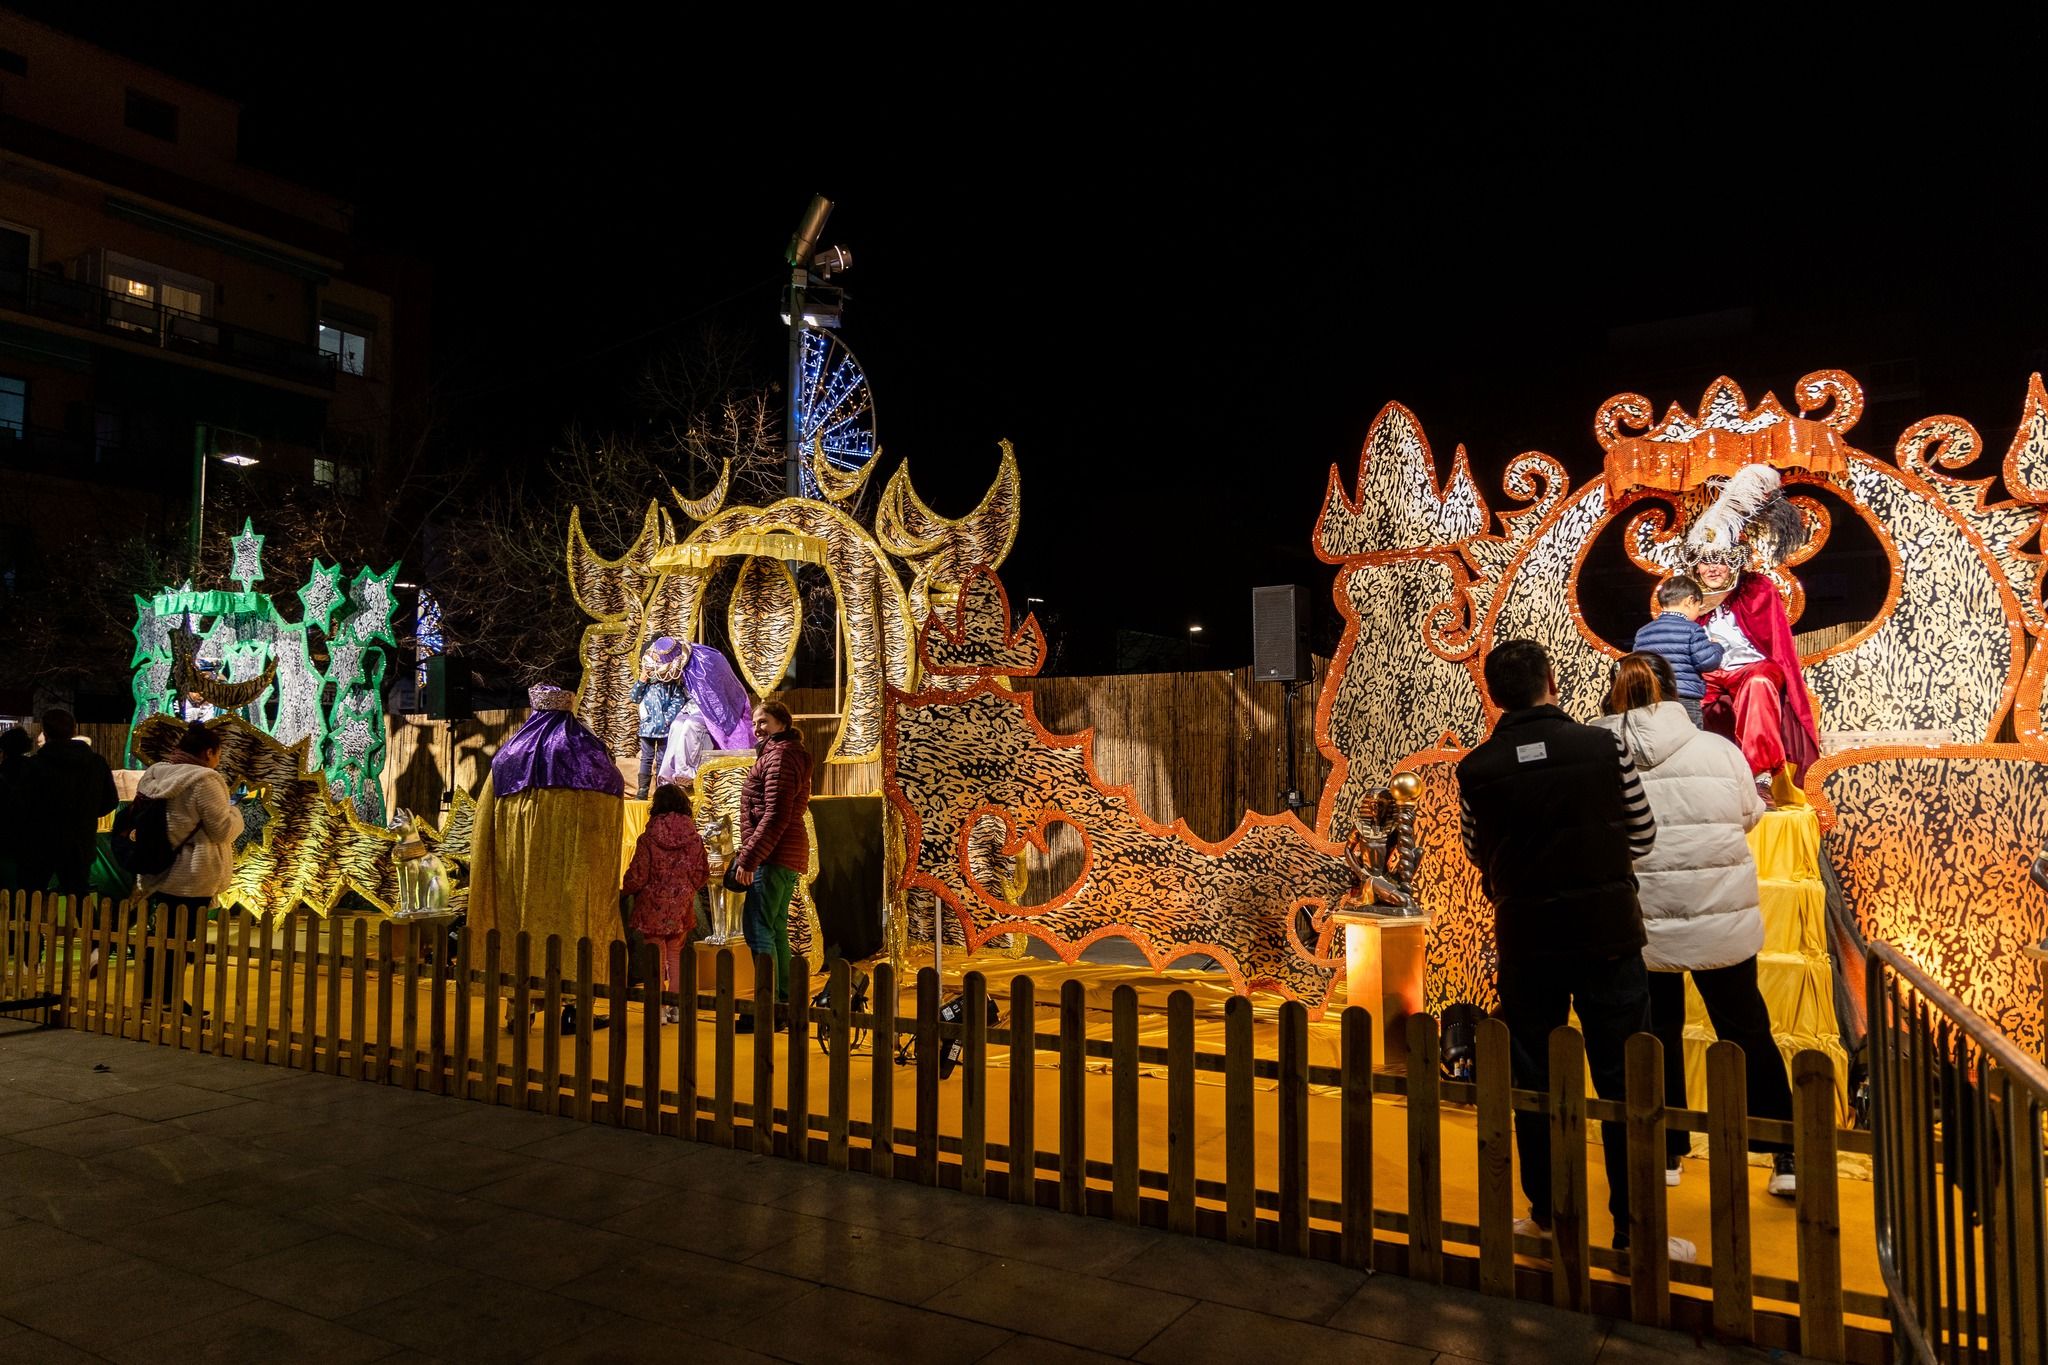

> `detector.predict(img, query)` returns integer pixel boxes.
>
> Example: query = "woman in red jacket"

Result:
[732,699,811,1027]
[621,783,708,1024]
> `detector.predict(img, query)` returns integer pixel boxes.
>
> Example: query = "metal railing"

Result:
[1869,941,2048,1363]
[0,266,335,389]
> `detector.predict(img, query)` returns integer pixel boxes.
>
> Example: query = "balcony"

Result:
[0,266,336,391]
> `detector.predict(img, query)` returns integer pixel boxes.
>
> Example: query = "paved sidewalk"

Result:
[0,1021,1805,1364]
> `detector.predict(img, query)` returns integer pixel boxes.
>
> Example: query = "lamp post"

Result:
[783,194,834,498]
[188,422,259,579]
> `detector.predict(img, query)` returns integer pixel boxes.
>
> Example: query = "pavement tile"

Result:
[744,1219,991,1304]
[0,1060,144,1104]
[468,1161,672,1225]
[89,1081,251,1121]
[338,1268,607,1364]
[0,1092,99,1135]
[284,1080,462,1130]
[1136,1299,1436,1364]
[436,1209,639,1290]
[211,1230,457,1320]
[925,1198,1161,1276]
[921,1257,1194,1356]
[363,1137,550,1194]
[517,1122,702,1177]
[0,1148,213,1235]
[767,1168,967,1237]
[974,1336,1124,1365]
[0,1329,102,1364]
[0,1221,118,1294]
[101,1197,327,1268]
[1596,1319,1793,1364]
[173,1095,334,1137]
[1325,1274,1610,1364]
[1108,1233,1370,1323]
[0,1253,252,1351]
[405,1102,591,1151]
[295,1177,507,1251]
[598,1186,825,1261]
[530,1316,780,1364]
[8,1110,164,1157]
[91,1129,281,1185]
[556,1242,812,1339]
[184,1150,351,1216]
[638,1144,830,1203]
[244,1115,420,1166]
[736,1284,1010,1365]
[105,1297,398,1365]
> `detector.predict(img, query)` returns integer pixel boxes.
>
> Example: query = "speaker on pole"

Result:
[423,655,471,721]
[1251,585,1309,683]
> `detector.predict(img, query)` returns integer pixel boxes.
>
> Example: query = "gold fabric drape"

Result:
[468,776,625,984]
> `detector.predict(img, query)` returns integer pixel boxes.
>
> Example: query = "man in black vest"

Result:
[1458,639,1694,1263]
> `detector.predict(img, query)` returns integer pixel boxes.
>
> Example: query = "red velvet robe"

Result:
[1701,571,1822,781]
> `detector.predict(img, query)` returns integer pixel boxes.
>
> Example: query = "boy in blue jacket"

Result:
[1630,575,1723,725]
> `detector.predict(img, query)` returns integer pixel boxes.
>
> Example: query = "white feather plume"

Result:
[1685,464,1781,557]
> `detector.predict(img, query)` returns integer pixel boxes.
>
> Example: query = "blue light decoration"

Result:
[414,588,444,693]
[794,326,878,498]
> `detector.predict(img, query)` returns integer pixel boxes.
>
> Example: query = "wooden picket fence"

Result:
[0,891,1888,1359]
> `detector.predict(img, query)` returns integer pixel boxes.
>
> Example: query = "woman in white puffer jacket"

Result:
[1594,651,1797,1197]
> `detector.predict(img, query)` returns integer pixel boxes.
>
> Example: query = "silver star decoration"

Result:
[229,518,266,591]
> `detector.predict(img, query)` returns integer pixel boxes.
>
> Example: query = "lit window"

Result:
[115,275,154,302]
[313,457,335,486]
[318,324,367,376]
[0,376,22,434]
[161,283,202,317]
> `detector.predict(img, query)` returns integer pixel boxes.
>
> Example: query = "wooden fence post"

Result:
[324,914,344,1078]
[255,913,276,1066]
[1476,1017,1514,1296]
[539,935,564,1114]
[480,930,501,1104]
[1224,994,1255,1247]
[714,947,736,1147]
[1008,975,1035,1203]
[1407,1012,1443,1280]
[1112,983,1141,1226]
[786,957,809,1159]
[1795,1049,1845,1362]
[962,971,987,1197]
[1340,1004,1374,1269]
[278,910,297,1067]
[871,961,896,1177]
[299,912,319,1070]
[1707,1039,1754,1342]
[753,951,776,1156]
[915,967,940,1185]
[570,938,593,1121]
[509,932,532,1107]
[1169,990,1198,1237]
[373,919,393,1081]
[428,925,450,1093]
[1625,1032,1669,1328]
[450,926,471,1098]
[642,943,664,1136]
[1548,1027,1591,1313]
[676,942,700,1140]
[184,903,204,1049]
[826,959,849,1168]
[348,919,367,1076]
[1059,978,1087,1216]
[606,940,629,1127]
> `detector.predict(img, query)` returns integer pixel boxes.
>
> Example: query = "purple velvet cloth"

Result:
[491,709,624,800]
[681,646,756,752]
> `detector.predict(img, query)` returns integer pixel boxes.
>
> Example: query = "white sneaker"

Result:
[1768,1153,1797,1197]
[1667,1235,1698,1263]
[1511,1217,1549,1241]
[1665,1163,1682,1188]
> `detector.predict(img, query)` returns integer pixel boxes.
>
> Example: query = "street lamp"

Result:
[188,422,260,577]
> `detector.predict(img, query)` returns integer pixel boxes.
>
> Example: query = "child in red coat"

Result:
[621,783,709,1024]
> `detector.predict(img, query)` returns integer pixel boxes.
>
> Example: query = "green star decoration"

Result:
[344,564,401,648]
[229,518,266,591]
[297,559,346,636]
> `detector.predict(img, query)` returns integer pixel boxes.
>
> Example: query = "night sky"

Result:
[29,6,2048,672]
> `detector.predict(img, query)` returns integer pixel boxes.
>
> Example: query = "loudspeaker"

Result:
[1251,585,1309,682]
[423,655,471,720]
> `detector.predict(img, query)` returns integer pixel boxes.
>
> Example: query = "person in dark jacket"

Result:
[21,710,117,905]
[0,726,32,891]
[732,698,811,1023]
[1457,639,1695,1263]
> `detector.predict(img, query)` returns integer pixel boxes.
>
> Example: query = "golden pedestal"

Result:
[1332,909,1428,1070]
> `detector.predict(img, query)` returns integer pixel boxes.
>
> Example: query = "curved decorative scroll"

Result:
[809,433,881,505]
[673,461,731,522]
[875,442,1022,623]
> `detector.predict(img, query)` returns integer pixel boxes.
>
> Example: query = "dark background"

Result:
[27,6,2048,672]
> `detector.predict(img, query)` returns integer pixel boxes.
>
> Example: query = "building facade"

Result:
[0,11,425,715]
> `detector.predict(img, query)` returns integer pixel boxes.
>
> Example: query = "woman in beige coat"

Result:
[132,722,243,1005]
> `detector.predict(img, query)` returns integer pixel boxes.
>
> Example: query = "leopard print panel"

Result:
[1397,753,1499,1015]
[1815,748,2048,1055]
[692,755,823,973]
